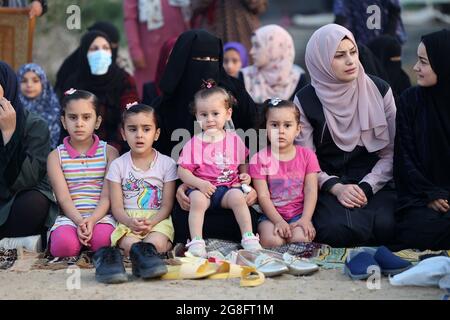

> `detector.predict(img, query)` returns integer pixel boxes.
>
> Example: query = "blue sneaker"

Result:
[372,246,412,276]
[344,250,379,280]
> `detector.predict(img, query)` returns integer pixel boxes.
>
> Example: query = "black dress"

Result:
[394,87,450,250]
[394,30,450,251]
[295,75,396,248]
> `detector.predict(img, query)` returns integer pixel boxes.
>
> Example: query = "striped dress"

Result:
[50,136,115,231]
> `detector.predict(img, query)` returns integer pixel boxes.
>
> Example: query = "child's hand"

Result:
[127,217,148,235]
[82,217,96,244]
[239,173,251,185]
[141,219,156,235]
[274,220,292,239]
[291,218,316,242]
[199,181,216,198]
[77,221,91,247]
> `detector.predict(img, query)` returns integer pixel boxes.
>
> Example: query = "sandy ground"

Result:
[0,262,443,300]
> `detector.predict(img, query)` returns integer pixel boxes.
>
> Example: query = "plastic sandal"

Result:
[161,259,217,280]
[240,267,265,287]
[207,260,265,287]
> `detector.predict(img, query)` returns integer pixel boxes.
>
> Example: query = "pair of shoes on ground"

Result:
[236,249,319,277]
[344,246,412,280]
[93,242,167,284]
[185,233,262,259]
[161,254,265,287]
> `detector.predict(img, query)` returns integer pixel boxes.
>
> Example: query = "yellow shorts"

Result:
[110,209,174,246]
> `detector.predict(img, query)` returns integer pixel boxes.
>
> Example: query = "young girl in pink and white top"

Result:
[47,89,118,257]
[177,81,262,257]
[249,98,321,248]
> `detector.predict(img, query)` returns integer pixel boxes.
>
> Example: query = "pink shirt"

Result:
[178,131,249,187]
[106,150,178,210]
[249,145,321,220]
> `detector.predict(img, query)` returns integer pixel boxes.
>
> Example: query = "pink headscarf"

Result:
[305,24,390,152]
[241,24,303,103]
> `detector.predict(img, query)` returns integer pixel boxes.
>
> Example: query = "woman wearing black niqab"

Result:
[367,35,411,99]
[394,29,450,250]
[154,29,257,157]
[153,30,258,243]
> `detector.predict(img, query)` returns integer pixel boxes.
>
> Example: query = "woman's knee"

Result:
[50,226,81,257]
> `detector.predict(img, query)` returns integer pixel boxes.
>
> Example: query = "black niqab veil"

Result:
[367,35,411,98]
[420,29,450,188]
[155,30,257,157]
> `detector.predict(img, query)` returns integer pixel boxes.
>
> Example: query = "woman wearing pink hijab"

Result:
[295,24,397,247]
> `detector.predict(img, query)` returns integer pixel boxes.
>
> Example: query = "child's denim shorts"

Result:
[186,186,242,210]
[258,213,302,224]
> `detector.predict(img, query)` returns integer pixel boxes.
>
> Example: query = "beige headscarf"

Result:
[241,24,303,103]
[305,24,390,152]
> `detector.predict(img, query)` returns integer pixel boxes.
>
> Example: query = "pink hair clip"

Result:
[125,101,138,110]
[64,88,77,95]
[201,79,216,90]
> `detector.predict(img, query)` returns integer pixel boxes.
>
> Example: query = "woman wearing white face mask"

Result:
[61,31,139,154]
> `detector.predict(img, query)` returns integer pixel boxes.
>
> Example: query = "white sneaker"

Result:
[241,233,262,251]
[0,235,42,252]
[185,238,207,258]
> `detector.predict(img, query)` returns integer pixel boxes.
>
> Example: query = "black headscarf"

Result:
[54,21,120,96]
[357,42,389,81]
[420,29,450,187]
[0,61,26,194]
[88,21,120,60]
[62,31,126,144]
[155,29,257,156]
[367,35,411,98]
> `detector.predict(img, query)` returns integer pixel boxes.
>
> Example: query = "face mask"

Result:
[87,50,112,75]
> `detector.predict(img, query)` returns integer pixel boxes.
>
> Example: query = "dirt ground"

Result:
[0,267,443,300]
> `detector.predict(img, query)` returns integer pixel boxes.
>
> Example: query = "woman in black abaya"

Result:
[394,29,450,250]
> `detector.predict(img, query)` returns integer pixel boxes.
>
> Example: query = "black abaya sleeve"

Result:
[0,123,26,190]
[228,77,257,132]
[394,90,449,208]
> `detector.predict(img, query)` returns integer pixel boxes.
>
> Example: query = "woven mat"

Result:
[21,239,450,271]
